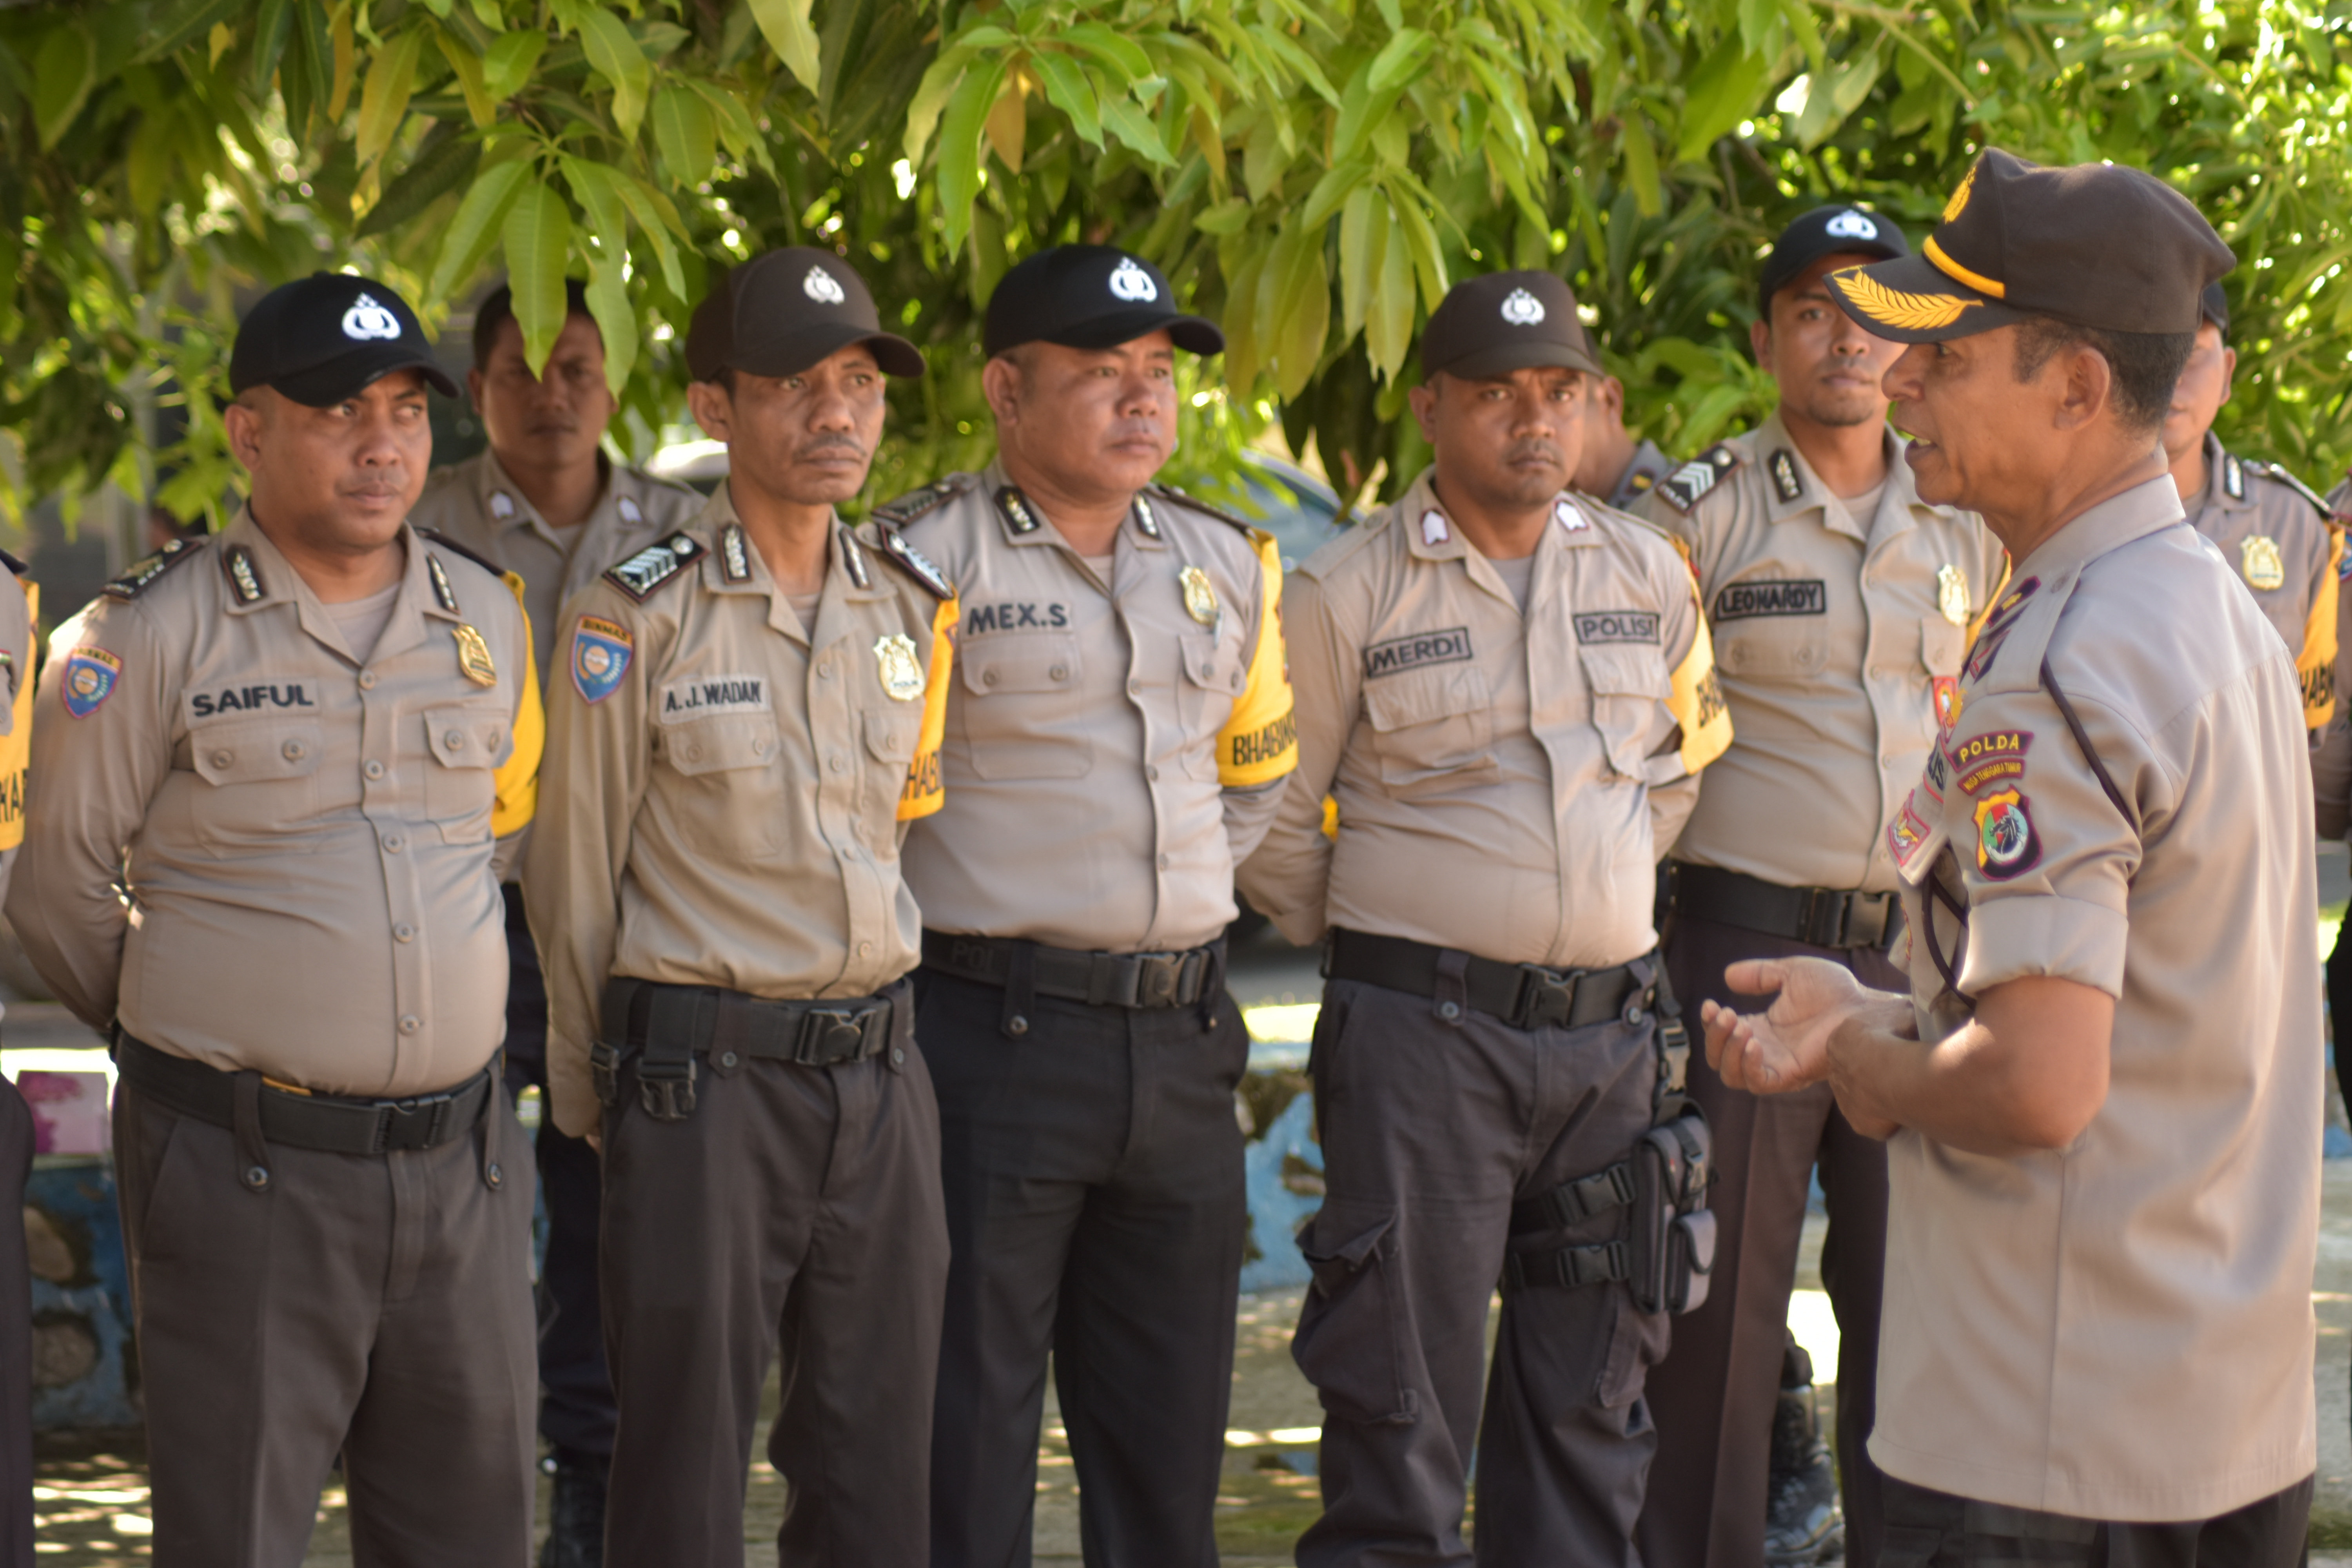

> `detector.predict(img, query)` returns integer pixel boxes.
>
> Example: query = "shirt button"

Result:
[858,941,873,958]
[1157,853,1170,869]
[1147,764,1160,782]
[398,1015,420,1034]
[365,760,385,780]
[281,739,306,762]
[753,739,771,757]
[394,923,416,942]
[444,730,466,751]
[818,664,834,680]
[383,835,405,853]
[358,671,378,690]
[982,670,999,687]
[210,749,234,769]
[685,744,704,762]
[1127,679,1141,695]
[829,753,847,773]
[1050,665,1068,681]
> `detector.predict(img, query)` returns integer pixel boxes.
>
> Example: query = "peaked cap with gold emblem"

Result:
[1824,148,2234,343]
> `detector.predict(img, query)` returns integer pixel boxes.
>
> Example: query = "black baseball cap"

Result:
[2200,281,2229,336]
[228,273,458,406]
[1421,271,1602,380]
[1826,149,2234,343]
[1758,204,1908,318]
[686,247,924,382]
[983,246,1223,358]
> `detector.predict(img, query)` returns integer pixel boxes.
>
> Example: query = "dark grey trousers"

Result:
[599,984,948,1568]
[915,967,1250,1568]
[0,1080,31,1568]
[1294,975,1671,1568]
[1640,914,1898,1568]
[1879,1473,2313,1567]
[112,1080,537,1568]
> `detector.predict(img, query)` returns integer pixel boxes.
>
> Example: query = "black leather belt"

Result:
[1323,928,1651,1032]
[603,978,895,1070]
[920,930,1217,1010]
[114,1031,494,1155]
[1671,863,1895,950]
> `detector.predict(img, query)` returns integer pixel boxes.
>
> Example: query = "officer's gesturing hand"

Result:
[1700,957,1896,1094]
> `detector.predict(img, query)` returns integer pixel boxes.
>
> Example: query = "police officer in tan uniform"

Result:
[9,274,544,1563]
[1715,149,2314,1565]
[883,245,1295,1568]
[1241,270,1733,1565]
[0,552,37,1566]
[1637,205,2007,1568]
[527,249,955,1568]
[409,279,697,1563]
[1573,374,1676,511]
[2163,280,2340,732]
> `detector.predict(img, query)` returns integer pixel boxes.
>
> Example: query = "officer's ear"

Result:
[222,389,272,474]
[1407,377,1442,443]
[1749,316,1773,369]
[2219,343,2238,408]
[981,352,1025,428]
[686,377,735,445]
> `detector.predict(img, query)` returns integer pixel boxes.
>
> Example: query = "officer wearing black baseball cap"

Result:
[1758,204,1909,320]
[981,243,1222,358]
[685,244,925,381]
[1419,268,1602,379]
[229,271,458,405]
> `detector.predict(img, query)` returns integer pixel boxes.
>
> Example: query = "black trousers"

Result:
[0,1078,31,1568]
[1295,975,1671,1568]
[1639,915,1898,1568]
[1879,1472,2312,1567]
[501,883,618,1461]
[915,966,1250,1568]
[599,981,948,1568]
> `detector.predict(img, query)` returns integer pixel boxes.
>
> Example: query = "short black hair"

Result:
[2012,317,2195,436]
[472,278,595,369]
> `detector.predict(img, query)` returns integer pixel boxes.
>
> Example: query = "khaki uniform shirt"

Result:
[2181,433,2339,729]
[0,558,35,907]
[891,464,1296,955]
[1877,476,2318,1520]
[1604,438,1674,512]
[1640,412,2007,895]
[410,449,700,680]
[7,512,543,1096]
[524,486,956,1137]
[1239,469,1732,969]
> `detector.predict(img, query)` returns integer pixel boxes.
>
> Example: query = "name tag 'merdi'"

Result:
[1363,627,1472,679]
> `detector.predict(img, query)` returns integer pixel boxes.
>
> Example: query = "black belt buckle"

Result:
[1798,887,1847,947]
[637,1056,697,1121]
[1134,951,1190,1008]
[372,1089,455,1153]
[1845,891,1891,949]
[794,1005,877,1066]
[1511,964,1577,1030]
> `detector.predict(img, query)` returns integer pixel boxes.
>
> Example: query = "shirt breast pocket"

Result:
[1178,630,1249,780]
[422,705,510,844]
[183,718,325,854]
[1363,667,1494,797]
[1713,573,1831,681]
[1919,617,1965,678]
[659,713,784,857]
[1579,647,1670,781]
[957,631,1089,780]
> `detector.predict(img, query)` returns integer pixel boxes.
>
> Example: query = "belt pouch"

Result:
[634,986,706,1122]
[1629,1109,1714,1314]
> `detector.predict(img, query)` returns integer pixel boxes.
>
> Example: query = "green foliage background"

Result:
[1,0,2348,528]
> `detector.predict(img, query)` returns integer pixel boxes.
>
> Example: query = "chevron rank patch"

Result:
[876,528,955,600]
[605,535,708,602]
[1654,445,1741,514]
[103,537,204,601]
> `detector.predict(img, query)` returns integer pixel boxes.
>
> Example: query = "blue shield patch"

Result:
[571,616,633,704]
[60,647,122,718]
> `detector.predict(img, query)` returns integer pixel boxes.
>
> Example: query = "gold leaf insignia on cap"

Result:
[1831,269,1979,332]
[1942,161,1979,225]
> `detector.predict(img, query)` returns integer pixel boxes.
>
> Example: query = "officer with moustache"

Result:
[408,277,698,1566]
[881,245,1296,1568]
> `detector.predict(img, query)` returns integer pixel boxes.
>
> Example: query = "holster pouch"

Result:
[595,977,700,1122]
[1629,1110,1715,1315]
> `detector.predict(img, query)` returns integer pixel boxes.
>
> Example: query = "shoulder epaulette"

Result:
[1653,444,1742,514]
[1603,499,1697,567]
[871,526,956,600]
[871,472,980,528]
[2244,459,2333,519]
[1147,483,1254,534]
[102,536,207,601]
[603,533,708,603]
[415,527,505,580]
[1293,506,1387,581]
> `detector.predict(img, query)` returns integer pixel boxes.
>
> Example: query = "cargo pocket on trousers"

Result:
[1292,1206,1417,1425]
[1592,1285,1672,1410]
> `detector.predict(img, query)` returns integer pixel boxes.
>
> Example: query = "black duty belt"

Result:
[1671,863,1895,950]
[114,1031,494,1156]
[597,978,901,1122]
[1324,928,1650,1033]
[920,930,1217,1010]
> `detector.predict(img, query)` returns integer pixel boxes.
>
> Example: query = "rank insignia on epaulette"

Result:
[1134,494,1162,539]
[453,624,497,686]
[427,554,461,614]
[719,524,753,584]
[618,495,643,525]
[1150,483,1252,532]
[103,537,203,601]
[2223,454,2245,501]
[605,535,707,602]
[839,524,871,589]
[1769,449,1804,504]
[877,528,955,600]
[2246,459,2334,517]
[2241,534,2286,591]
[996,486,1042,535]
[223,544,266,605]
[872,472,977,527]
[1654,445,1741,514]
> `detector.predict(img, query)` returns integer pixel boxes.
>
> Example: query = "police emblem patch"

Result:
[571,616,634,703]
[61,647,122,718]
[489,490,517,520]
[1937,564,1971,627]
[1932,675,1961,731]
[1973,787,2037,877]
[1179,565,1220,628]
[1886,795,1931,863]
[1499,288,1545,325]
[875,633,925,701]
[453,625,497,686]
[1420,510,1450,546]
[1108,257,1158,302]
[2241,535,2285,592]
[1554,498,1590,532]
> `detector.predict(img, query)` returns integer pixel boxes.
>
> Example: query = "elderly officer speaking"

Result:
[527,248,955,1568]
[9,274,545,1563]
[2161,280,2339,734]
[1711,150,2315,1565]
[1637,204,2007,1568]
[881,245,1295,1568]
[1240,270,1731,1564]
[410,276,698,1566]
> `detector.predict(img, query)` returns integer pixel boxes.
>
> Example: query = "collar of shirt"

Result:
[2192,430,2253,518]
[1756,407,1950,544]
[219,507,459,665]
[1395,467,1606,617]
[691,482,890,645]
[471,446,632,551]
[2013,474,2188,587]
[980,458,1167,566]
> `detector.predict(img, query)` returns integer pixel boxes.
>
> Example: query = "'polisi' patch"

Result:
[1573,609,1661,644]
[188,678,321,720]
[571,616,633,704]
[1363,627,1472,680]
[1712,579,1826,621]
[659,673,771,723]
[61,648,122,718]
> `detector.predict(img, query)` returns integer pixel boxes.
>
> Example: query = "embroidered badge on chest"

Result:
[453,625,497,686]
[1179,565,1220,628]
[875,633,925,701]
[61,647,122,718]
[2241,535,2285,591]
[572,616,633,703]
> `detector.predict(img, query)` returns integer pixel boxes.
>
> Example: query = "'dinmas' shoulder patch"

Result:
[604,534,708,603]
[103,536,207,601]
[1653,445,1742,514]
